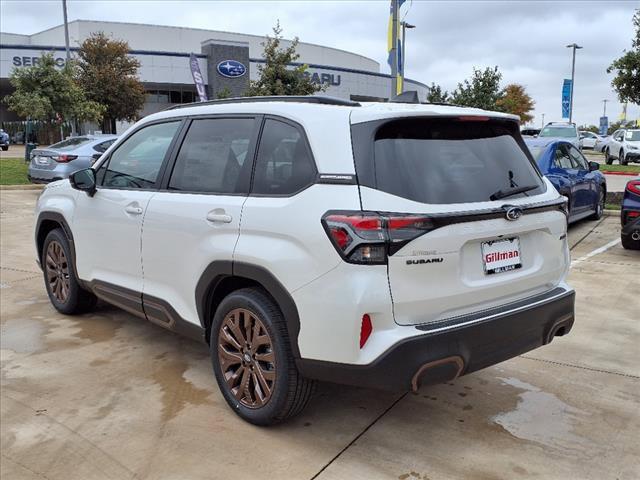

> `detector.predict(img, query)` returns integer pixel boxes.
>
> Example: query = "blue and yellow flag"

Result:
[387,0,406,95]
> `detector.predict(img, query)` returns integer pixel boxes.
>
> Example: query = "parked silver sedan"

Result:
[28,135,117,183]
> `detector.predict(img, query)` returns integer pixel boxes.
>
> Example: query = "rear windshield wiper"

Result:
[490,185,538,201]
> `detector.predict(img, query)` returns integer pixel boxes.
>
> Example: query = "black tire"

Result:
[589,188,605,220]
[621,234,640,250]
[42,228,97,314]
[1,146,8,151]
[620,150,628,165]
[210,287,315,425]
[605,148,613,165]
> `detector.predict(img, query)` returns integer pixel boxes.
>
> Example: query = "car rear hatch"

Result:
[30,149,60,170]
[349,114,569,327]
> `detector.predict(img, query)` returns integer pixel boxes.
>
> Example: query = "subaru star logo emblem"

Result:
[504,206,523,221]
[217,60,246,78]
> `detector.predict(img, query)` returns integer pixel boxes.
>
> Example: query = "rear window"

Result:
[353,118,545,204]
[48,137,93,150]
[539,126,576,138]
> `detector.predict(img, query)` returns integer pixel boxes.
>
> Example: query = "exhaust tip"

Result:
[411,356,464,392]
[631,231,640,241]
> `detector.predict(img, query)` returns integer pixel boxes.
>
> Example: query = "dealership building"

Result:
[0,20,428,131]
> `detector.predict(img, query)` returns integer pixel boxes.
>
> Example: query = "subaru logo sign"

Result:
[217,60,246,78]
[504,206,523,221]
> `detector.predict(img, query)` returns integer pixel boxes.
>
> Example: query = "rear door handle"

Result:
[125,205,143,215]
[206,212,232,223]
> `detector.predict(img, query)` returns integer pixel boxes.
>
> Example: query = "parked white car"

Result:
[34,96,575,425]
[604,129,640,165]
[579,131,602,150]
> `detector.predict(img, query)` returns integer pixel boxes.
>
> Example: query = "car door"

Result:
[140,116,259,327]
[565,144,592,213]
[569,144,599,209]
[73,120,183,306]
[553,144,581,215]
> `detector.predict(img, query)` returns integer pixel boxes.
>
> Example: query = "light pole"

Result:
[401,21,415,94]
[566,43,583,124]
[62,0,70,61]
[602,99,608,117]
[541,113,545,129]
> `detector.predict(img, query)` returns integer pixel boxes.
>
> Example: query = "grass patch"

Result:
[599,164,640,174]
[0,158,29,185]
[605,203,621,211]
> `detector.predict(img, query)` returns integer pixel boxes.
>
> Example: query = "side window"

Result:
[252,119,316,195]
[568,145,588,170]
[554,145,574,169]
[168,118,255,194]
[102,121,180,189]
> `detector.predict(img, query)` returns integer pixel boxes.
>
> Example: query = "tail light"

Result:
[626,180,640,196]
[625,210,640,225]
[52,154,78,163]
[322,211,434,264]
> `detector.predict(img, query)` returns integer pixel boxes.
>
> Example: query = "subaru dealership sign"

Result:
[217,60,246,78]
[561,79,572,119]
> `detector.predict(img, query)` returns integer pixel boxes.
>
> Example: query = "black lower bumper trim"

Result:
[296,290,575,391]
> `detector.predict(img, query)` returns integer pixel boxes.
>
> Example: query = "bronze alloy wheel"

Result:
[218,308,276,408]
[45,240,70,303]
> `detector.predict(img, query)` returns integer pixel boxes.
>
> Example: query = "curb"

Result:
[601,171,639,176]
[603,209,620,216]
[0,184,45,191]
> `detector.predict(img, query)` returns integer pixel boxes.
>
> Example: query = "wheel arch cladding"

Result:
[195,261,302,358]
[35,212,74,268]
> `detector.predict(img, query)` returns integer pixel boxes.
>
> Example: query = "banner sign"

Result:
[561,79,572,119]
[189,53,208,102]
[599,116,608,136]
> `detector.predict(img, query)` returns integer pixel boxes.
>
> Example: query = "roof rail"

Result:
[166,95,361,110]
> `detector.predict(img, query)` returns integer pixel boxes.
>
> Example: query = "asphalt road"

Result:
[1,189,638,480]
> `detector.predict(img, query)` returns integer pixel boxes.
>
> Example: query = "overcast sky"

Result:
[1,0,637,127]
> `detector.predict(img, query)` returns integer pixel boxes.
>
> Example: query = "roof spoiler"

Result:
[390,90,420,104]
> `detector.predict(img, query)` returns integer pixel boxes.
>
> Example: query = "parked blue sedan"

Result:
[525,138,606,223]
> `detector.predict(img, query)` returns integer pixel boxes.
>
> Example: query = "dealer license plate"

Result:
[481,237,522,275]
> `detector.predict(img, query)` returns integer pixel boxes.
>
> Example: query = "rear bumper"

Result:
[296,288,575,391]
[28,175,57,184]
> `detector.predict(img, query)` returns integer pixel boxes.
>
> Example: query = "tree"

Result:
[3,52,104,143]
[216,87,233,99]
[76,32,145,133]
[426,83,450,103]
[607,11,640,105]
[496,84,534,124]
[450,66,503,110]
[246,22,325,96]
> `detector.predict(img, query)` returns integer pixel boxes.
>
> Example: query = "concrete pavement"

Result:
[1,190,638,480]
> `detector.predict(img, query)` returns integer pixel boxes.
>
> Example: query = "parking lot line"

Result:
[570,238,621,267]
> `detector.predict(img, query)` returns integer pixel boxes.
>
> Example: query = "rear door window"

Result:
[355,118,544,204]
[554,145,574,169]
[168,118,256,194]
[251,119,316,195]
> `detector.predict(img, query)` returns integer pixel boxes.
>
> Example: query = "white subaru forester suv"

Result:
[34,96,575,425]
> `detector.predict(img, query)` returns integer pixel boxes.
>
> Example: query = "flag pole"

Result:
[390,0,399,99]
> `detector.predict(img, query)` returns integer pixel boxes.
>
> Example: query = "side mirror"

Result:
[70,168,97,196]
[589,161,600,171]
